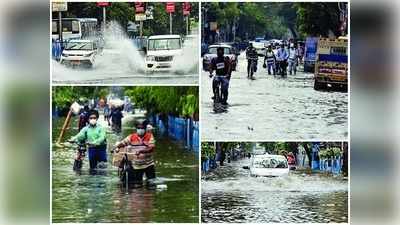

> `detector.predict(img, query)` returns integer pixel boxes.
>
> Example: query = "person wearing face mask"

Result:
[114,123,156,187]
[70,110,107,170]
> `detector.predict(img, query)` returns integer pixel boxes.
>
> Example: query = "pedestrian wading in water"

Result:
[69,109,107,170]
[114,122,156,188]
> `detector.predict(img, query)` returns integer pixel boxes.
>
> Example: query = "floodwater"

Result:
[201,52,348,140]
[52,113,198,223]
[52,21,198,84]
[201,158,348,223]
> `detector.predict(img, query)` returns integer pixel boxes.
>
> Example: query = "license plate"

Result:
[71,61,81,65]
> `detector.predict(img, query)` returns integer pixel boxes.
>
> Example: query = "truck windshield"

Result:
[65,42,93,50]
[253,158,288,169]
[148,38,181,51]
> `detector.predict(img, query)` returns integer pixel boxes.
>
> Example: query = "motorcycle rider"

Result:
[288,43,298,75]
[264,45,276,75]
[209,47,232,105]
[245,42,258,78]
[276,43,289,76]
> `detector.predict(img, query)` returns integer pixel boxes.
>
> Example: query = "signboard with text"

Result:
[166,2,175,13]
[52,2,68,12]
[135,2,145,13]
[96,2,110,7]
[183,2,191,16]
[135,14,146,21]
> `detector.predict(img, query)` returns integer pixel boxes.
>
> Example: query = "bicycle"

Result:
[70,141,87,171]
[247,57,258,80]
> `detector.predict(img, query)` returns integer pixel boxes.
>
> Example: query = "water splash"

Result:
[171,35,199,74]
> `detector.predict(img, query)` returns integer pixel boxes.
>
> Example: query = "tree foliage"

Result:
[204,2,343,42]
[52,86,109,109]
[124,86,199,118]
[295,2,342,37]
[53,2,199,36]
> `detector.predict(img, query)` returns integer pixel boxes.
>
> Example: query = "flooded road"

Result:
[52,22,198,84]
[52,114,198,223]
[201,158,348,223]
[201,52,348,140]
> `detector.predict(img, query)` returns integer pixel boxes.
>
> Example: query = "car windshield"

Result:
[253,157,288,169]
[148,38,181,51]
[208,47,231,54]
[65,42,93,50]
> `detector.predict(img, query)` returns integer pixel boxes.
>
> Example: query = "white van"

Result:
[145,35,183,71]
[244,154,289,177]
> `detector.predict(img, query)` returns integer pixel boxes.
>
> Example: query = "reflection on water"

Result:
[52,116,198,223]
[201,159,348,223]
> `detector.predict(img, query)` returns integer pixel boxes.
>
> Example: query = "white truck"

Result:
[145,35,183,72]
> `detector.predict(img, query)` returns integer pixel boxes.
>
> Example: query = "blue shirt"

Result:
[277,48,289,61]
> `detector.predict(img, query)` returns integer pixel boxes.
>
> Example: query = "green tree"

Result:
[124,86,199,119]
[295,2,341,37]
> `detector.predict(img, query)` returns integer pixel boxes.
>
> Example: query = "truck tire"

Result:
[314,80,325,90]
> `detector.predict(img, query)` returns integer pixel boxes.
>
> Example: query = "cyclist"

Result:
[245,42,258,78]
[209,47,232,105]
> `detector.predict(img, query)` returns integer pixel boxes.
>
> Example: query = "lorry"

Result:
[314,37,348,90]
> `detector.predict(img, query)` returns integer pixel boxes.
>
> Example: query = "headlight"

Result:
[146,55,155,61]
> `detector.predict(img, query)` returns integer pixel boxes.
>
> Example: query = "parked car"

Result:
[243,154,289,177]
[145,35,183,72]
[202,44,237,71]
[60,39,98,67]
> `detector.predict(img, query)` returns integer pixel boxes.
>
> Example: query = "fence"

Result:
[201,157,218,174]
[318,157,342,175]
[150,114,199,153]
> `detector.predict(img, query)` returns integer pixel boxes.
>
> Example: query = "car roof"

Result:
[209,44,232,48]
[148,35,181,39]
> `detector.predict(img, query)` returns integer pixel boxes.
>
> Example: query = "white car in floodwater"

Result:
[60,39,98,67]
[244,154,289,177]
[145,35,183,72]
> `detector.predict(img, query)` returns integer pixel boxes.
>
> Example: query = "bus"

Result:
[52,18,98,41]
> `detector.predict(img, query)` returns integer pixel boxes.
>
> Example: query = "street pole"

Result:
[103,6,106,34]
[186,15,189,36]
[58,11,63,42]
[169,12,172,34]
[140,21,143,37]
